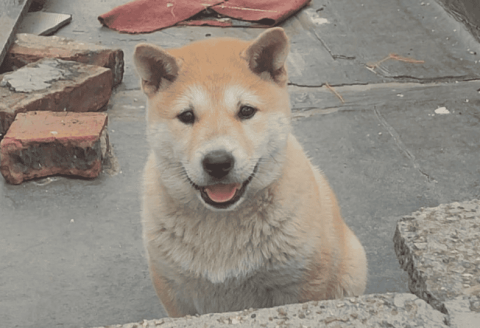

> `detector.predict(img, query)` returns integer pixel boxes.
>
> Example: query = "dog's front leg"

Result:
[148,264,185,317]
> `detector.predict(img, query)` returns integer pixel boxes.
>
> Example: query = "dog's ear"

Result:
[242,27,289,85]
[134,44,180,96]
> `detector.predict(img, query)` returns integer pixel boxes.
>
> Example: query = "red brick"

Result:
[1,33,124,86]
[0,58,112,137]
[0,111,108,184]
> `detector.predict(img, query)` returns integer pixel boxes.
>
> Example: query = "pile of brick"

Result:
[0,34,124,184]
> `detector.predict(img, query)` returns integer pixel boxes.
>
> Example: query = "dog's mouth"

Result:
[200,183,243,208]
[203,183,240,202]
[188,164,258,210]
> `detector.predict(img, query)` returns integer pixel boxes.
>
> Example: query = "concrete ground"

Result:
[1,0,479,327]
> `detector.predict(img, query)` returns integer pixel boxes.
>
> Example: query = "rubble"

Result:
[0,111,108,184]
[0,58,112,136]
[1,33,124,86]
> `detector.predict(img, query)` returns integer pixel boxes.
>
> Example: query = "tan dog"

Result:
[134,27,367,317]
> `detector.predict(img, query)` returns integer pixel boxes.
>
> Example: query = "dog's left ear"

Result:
[242,27,289,85]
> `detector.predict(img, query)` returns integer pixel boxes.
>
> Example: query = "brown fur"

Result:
[134,28,367,317]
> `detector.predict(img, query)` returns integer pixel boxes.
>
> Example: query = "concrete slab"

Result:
[289,80,480,113]
[93,293,448,328]
[436,0,480,43]
[17,12,72,36]
[282,14,383,86]
[0,0,479,327]
[0,0,33,66]
[394,200,480,327]
[301,0,480,84]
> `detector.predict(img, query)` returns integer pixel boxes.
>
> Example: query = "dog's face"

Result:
[134,28,291,211]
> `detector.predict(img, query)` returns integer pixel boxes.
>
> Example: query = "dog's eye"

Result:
[238,106,257,120]
[177,110,195,124]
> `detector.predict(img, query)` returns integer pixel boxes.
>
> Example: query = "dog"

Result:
[133,27,367,317]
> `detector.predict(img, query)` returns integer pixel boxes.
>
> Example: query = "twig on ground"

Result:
[325,83,345,104]
[367,53,424,69]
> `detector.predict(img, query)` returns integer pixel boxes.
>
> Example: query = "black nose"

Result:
[202,150,234,179]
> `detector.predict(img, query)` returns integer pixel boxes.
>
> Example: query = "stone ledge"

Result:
[394,199,480,328]
[93,293,447,328]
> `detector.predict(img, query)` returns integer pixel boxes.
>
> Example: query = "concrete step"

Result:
[93,293,448,328]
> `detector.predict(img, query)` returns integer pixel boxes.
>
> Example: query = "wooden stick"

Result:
[367,53,424,69]
[325,83,345,103]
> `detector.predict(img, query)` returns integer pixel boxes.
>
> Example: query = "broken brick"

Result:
[0,58,112,137]
[1,33,124,86]
[0,111,108,184]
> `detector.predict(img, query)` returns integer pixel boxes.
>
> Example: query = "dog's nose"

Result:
[202,150,234,179]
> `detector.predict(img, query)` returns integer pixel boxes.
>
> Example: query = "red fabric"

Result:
[98,0,310,34]
[98,0,224,34]
[212,0,310,24]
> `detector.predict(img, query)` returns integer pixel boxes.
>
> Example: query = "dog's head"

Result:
[134,28,291,211]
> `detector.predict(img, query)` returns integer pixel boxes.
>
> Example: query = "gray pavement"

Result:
[1,0,479,327]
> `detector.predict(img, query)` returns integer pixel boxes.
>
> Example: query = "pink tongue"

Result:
[205,183,240,203]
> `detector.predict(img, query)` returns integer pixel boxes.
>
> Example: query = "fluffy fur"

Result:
[134,27,367,317]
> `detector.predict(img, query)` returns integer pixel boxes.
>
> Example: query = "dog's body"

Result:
[134,28,367,317]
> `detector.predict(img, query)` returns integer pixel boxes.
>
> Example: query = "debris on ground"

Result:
[0,0,123,184]
[0,33,124,86]
[366,53,425,71]
[17,12,72,36]
[0,111,108,184]
[434,107,450,115]
[325,83,345,104]
[0,58,113,137]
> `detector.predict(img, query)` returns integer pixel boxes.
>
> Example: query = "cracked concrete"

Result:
[1,0,480,327]
[93,293,449,328]
[372,107,435,182]
[395,200,480,327]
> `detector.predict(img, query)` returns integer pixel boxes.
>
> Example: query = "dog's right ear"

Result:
[134,44,180,96]
[242,27,289,85]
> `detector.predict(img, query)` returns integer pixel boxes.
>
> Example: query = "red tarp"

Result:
[98,0,311,34]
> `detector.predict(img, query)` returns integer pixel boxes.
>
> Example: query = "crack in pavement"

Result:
[365,67,477,83]
[289,76,480,89]
[373,106,436,183]
[311,29,356,61]
[288,81,370,88]
[293,12,357,61]
[289,78,480,90]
